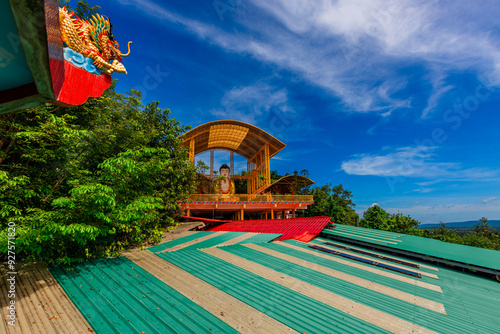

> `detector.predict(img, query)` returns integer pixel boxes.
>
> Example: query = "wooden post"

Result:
[189,139,195,164]
[271,209,274,219]
[241,208,244,221]
[210,149,215,180]
[292,209,296,218]
[230,151,234,179]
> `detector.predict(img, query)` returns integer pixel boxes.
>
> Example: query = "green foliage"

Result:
[360,205,500,251]
[360,205,389,229]
[234,170,247,194]
[195,160,209,174]
[359,205,420,234]
[270,170,282,183]
[385,213,421,234]
[0,85,196,264]
[59,0,101,19]
[305,184,358,224]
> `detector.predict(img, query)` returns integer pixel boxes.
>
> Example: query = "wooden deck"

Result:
[0,262,93,333]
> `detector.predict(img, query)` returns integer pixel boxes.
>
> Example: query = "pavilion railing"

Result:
[187,194,314,203]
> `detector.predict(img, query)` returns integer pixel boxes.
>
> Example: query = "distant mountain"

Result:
[420,220,500,229]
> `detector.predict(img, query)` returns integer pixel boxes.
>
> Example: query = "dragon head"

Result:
[89,14,132,64]
[107,40,132,63]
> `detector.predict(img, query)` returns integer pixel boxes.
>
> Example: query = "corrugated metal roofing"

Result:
[322,224,500,271]
[48,229,500,333]
[158,248,390,333]
[207,216,331,241]
[50,256,238,334]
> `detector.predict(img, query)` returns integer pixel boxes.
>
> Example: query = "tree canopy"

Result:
[305,184,358,224]
[0,85,196,264]
[359,205,500,251]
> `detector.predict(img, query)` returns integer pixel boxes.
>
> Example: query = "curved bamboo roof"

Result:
[260,175,315,194]
[181,120,286,159]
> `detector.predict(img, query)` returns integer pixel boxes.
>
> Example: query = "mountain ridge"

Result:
[420,220,500,228]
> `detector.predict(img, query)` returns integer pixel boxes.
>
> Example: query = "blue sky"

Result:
[87,0,500,223]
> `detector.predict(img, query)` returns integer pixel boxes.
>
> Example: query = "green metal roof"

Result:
[322,224,500,272]
[51,256,238,333]
[50,230,500,333]
[0,1,34,91]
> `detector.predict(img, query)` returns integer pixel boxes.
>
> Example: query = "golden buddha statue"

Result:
[214,164,235,199]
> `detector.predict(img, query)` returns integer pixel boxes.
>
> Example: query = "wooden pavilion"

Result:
[180,120,314,220]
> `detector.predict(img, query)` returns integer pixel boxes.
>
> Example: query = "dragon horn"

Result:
[119,41,133,57]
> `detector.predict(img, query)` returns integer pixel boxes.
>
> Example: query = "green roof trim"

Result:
[322,224,500,272]
[0,1,34,91]
[1,0,56,114]
[9,0,55,99]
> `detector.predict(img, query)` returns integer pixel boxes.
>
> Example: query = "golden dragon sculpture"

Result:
[59,7,132,75]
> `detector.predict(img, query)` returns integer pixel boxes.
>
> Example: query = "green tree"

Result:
[59,0,101,19]
[428,222,464,244]
[359,205,421,233]
[305,184,358,224]
[386,213,420,234]
[474,217,495,237]
[360,205,389,229]
[234,170,247,194]
[0,86,196,264]
[270,170,282,183]
[195,160,209,174]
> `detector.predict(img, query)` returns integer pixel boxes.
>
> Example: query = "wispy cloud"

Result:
[210,81,293,125]
[421,75,454,118]
[341,146,497,179]
[115,0,500,116]
[482,197,499,204]
[412,187,436,194]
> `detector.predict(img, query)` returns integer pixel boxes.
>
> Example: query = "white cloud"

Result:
[115,0,500,116]
[421,75,455,118]
[482,197,499,204]
[341,146,497,179]
[247,0,500,113]
[416,179,445,187]
[210,81,294,125]
[412,188,436,194]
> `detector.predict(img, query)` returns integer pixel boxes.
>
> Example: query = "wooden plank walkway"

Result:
[0,263,93,334]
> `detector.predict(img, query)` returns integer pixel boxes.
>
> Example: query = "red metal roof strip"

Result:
[206,216,331,242]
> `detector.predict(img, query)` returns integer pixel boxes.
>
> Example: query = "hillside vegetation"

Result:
[358,206,500,251]
[0,85,196,264]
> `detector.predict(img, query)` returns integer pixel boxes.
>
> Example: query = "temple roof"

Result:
[260,175,315,194]
[181,120,286,159]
